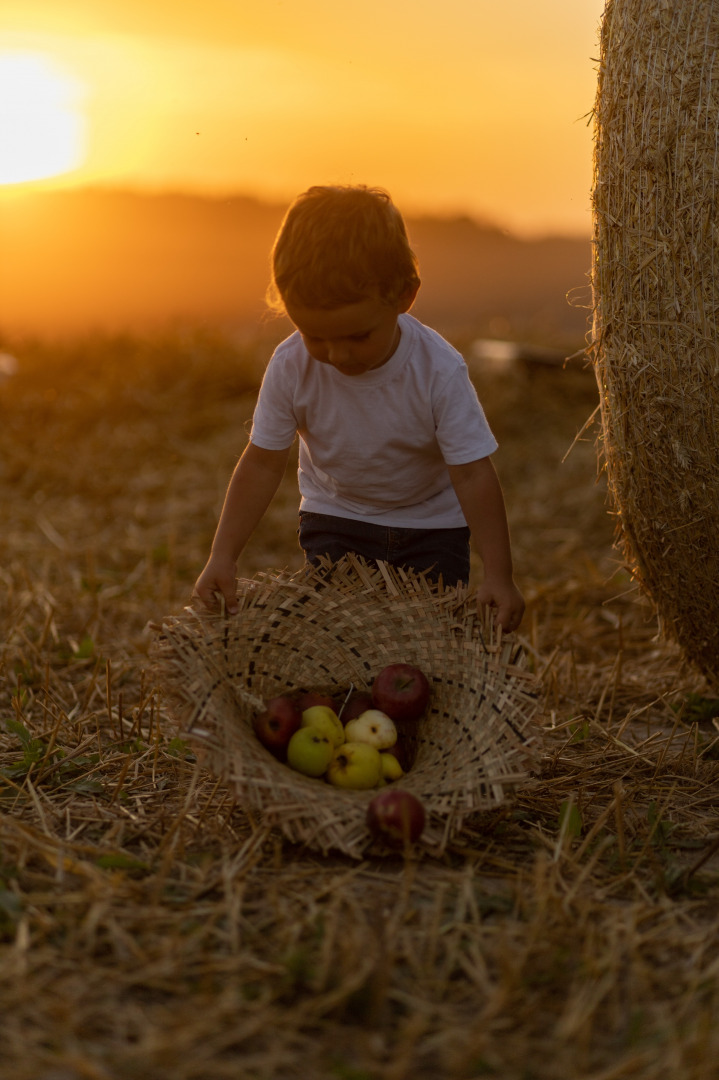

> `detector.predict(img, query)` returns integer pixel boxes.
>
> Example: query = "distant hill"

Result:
[0,188,591,343]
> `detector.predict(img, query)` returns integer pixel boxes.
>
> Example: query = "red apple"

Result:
[296,690,338,713]
[366,789,426,847]
[338,690,374,725]
[252,695,302,759]
[371,663,430,723]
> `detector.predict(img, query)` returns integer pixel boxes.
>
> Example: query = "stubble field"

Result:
[1,330,719,1080]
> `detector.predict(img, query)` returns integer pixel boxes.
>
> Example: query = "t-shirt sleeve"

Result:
[249,352,299,450]
[433,365,498,464]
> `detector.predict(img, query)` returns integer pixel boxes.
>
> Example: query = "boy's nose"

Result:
[326,341,350,364]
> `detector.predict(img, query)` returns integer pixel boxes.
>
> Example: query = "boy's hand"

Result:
[192,555,239,615]
[448,458,523,633]
[475,577,525,633]
[190,442,291,616]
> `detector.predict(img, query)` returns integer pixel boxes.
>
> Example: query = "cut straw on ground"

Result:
[2,329,719,1079]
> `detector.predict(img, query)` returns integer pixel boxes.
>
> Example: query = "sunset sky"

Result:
[0,0,605,237]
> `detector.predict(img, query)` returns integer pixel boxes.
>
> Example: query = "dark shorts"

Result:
[298,511,471,586]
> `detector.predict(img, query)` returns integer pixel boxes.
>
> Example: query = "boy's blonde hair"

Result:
[267,185,421,312]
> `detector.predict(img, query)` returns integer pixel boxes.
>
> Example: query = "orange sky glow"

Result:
[0,0,605,237]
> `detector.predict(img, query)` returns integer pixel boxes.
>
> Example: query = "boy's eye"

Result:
[349,332,371,342]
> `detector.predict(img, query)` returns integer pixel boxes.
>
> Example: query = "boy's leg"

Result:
[388,525,471,586]
[298,512,470,586]
[298,512,389,567]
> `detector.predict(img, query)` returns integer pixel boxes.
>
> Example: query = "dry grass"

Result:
[2,329,719,1080]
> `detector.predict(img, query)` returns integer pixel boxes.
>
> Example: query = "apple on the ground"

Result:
[286,727,334,777]
[326,741,383,789]
[366,789,426,847]
[301,705,345,746]
[252,695,302,759]
[344,709,397,749]
[371,663,430,723]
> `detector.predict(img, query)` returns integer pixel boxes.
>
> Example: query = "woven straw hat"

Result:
[154,556,539,858]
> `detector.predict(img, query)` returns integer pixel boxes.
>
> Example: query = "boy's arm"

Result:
[447,456,525,632]
[193,441,292,613]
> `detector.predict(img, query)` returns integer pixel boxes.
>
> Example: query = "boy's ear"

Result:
[396,282,420,314]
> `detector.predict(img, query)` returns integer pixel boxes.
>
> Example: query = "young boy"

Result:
[193,185,524,631]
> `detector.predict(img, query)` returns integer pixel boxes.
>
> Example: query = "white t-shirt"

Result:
[250,313,498,528]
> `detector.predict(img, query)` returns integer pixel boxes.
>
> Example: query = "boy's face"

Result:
[285,291,416,377]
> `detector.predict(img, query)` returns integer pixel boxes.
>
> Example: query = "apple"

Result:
[379,752,404,781]
[366,790,426,847]
[297,690,338,713]
[338,690,374,725]
[286,727,334,777]
[384,740,413,773]
[252,696,302,759]
[371,663,430,723]
[301,705,345,747]
[344,709,397,750]
[326,741,383,789]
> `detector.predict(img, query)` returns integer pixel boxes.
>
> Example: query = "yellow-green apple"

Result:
[379,751,404,781]
[344,709,397,749]
[371,663,430,722]
[366,789,426,846]
[326,741,382,789]
[383,738,412,772]
[338,690,374,725]
[252,696,302,759]
[301,705,344,747]
[286,727,334,777]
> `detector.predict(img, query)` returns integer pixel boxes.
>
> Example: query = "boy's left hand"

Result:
[475,578,525,633]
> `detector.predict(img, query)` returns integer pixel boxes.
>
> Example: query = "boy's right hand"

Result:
[192,554,239,615]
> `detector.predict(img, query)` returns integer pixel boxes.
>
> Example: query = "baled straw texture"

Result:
[154,556,540,859]
[591,0,719,682]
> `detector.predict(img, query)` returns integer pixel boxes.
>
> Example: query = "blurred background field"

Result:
[2,322,719,1079]
[0,188,591,342]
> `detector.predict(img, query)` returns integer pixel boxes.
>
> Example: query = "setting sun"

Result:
[0,52,86,184]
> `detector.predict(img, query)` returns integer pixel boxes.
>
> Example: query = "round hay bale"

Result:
[153,557,540,859]
[591,0,719,681]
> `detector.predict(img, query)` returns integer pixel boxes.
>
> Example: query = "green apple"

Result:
[344,709,397,750]
[379,751,404,781]
[286,727,334,777]
[301,705,344,747]
[326,741,383,789]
